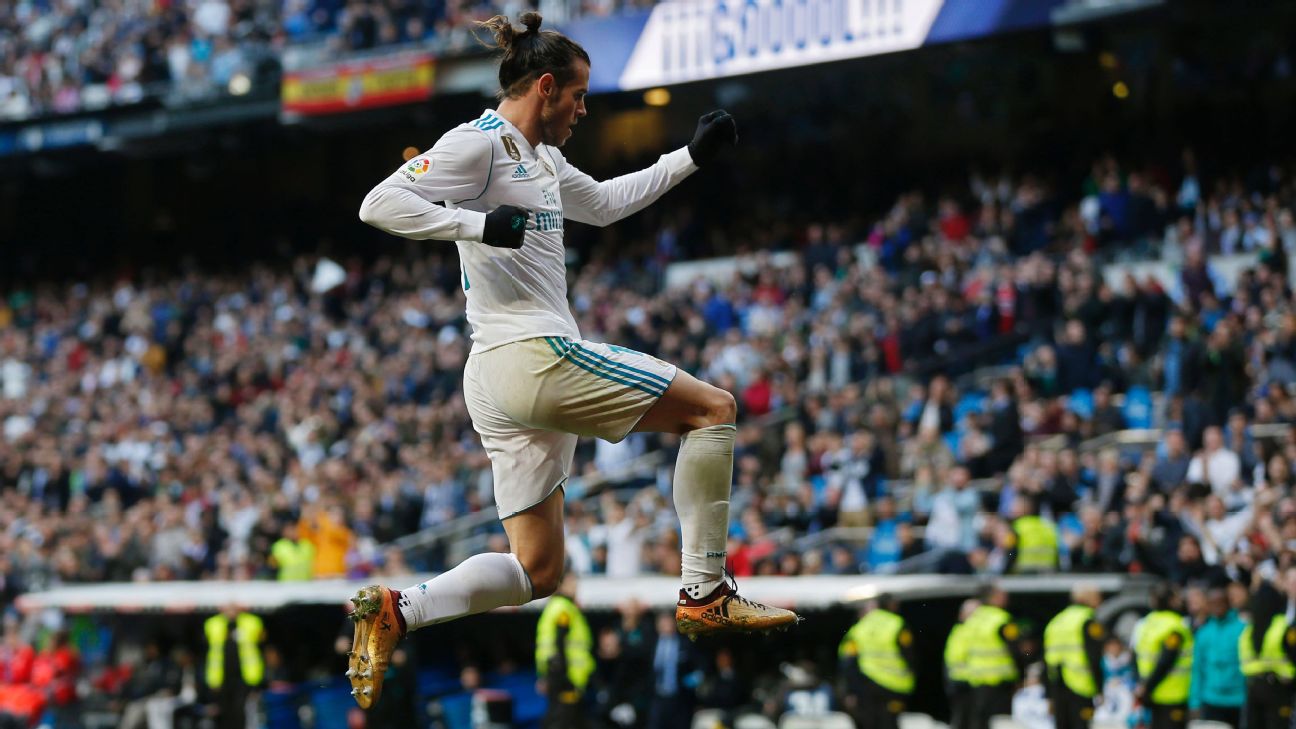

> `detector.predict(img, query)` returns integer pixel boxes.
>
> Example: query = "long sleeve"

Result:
[1142,644,1180,697]
[1082,619,1106,696]
[358,127,490,242]
[555,146,697,228]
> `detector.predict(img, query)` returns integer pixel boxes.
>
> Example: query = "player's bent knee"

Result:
[700,387,736,428]
[518,553,563,599]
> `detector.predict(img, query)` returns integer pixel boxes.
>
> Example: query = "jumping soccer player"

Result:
[350,11,798,708]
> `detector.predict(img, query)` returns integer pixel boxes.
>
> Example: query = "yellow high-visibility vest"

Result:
[1238,616,1294,679]
[965,605,1019,687]
[1135,611,1192,705]
[945,623,973,683]
[536,595,594,692]
[847,609,915,695]
[204,613,265,690]
[1012,516,1059,572]
[1044,605,1098,698]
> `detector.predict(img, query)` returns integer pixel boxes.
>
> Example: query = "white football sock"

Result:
[398,552,533,631]
[674,423,736,599]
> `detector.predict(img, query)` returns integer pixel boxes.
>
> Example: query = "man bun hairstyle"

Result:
[476,12,591,99]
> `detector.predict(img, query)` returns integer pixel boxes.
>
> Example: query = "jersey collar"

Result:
[483,108,541,160]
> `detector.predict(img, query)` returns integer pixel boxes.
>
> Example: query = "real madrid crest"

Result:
[501,135,521,161]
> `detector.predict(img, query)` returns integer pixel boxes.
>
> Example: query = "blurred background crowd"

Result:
[2,0,1296,726]
[0,0,656,120]
[3,148,1296,597]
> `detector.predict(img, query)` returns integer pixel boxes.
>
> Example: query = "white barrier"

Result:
[778,712,857,729]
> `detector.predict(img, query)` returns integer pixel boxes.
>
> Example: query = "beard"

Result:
[539,101,568,147]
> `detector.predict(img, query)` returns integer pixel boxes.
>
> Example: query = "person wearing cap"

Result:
[839,594,916,729]
[1043,585,1106,729]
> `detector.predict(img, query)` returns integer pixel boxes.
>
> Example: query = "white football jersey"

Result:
[359,109,697,353]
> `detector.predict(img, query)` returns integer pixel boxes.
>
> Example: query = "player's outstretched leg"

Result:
[634,370,800,637]
[346,490,563,707]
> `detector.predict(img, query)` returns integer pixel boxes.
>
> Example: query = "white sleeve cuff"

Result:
[458,209,487,243]
[664,146,699,178]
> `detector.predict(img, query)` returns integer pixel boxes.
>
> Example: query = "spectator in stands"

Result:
[1152,428,1192,494]
[298,502,353,579]
[268,522,315,581]
[1188,427,1244,507]
[865,497,907,573]
[1057,320,1099,395]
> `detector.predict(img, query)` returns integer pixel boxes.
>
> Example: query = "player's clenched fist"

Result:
[687,109,739,167]
[482,204,531,249]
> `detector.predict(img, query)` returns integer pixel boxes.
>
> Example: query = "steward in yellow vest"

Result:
[1238,582,1296,729]
[1134,584,1193,729]
[204,610,265,691]
[269,522,315,582]
[1004,496,1059,574]
[838,595,916,729]
[944,599,981,729]
[966,584,1029,729]
[204,606,265,729]
[536,572,593,729]
[1043,586,1106,729]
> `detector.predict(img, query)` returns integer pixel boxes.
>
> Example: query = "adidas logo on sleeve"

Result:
[511,163,529,179]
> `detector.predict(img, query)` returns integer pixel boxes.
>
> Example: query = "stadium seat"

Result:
[898,712,935,729]
[954,393,987,424]
[778,712,856,729]
[1123,385,1153,428]
[735,713,780,729]
[1067,389,1094,419]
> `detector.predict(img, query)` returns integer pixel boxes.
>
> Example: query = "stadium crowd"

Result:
[0,149,1295,594]
[0,146,1294,723]
[0,0,653,121]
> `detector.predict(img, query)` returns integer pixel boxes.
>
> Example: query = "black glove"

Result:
[482,204,531,249]
[687,109,738,167]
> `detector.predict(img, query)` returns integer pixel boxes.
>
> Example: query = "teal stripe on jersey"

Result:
[546,338,665,397]
[565,345,666,396]
[571,342,672,388]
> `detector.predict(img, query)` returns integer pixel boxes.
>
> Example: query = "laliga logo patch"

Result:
[406,157,431,175]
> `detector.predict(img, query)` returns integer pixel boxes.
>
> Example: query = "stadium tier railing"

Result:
[14,572,1147,614]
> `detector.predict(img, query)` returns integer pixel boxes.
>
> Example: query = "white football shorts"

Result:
[463,336,678,519]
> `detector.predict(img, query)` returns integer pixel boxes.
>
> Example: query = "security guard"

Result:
[536,570,594,729]
[965,583,1030,729]
[839,594,916,729]
[1043,585,1106,729]
[1238,581,1296,729]
[945,599,980,729]
[1003,494,1059,574]
[1134,583,1193,729]
[204,604,265,729]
